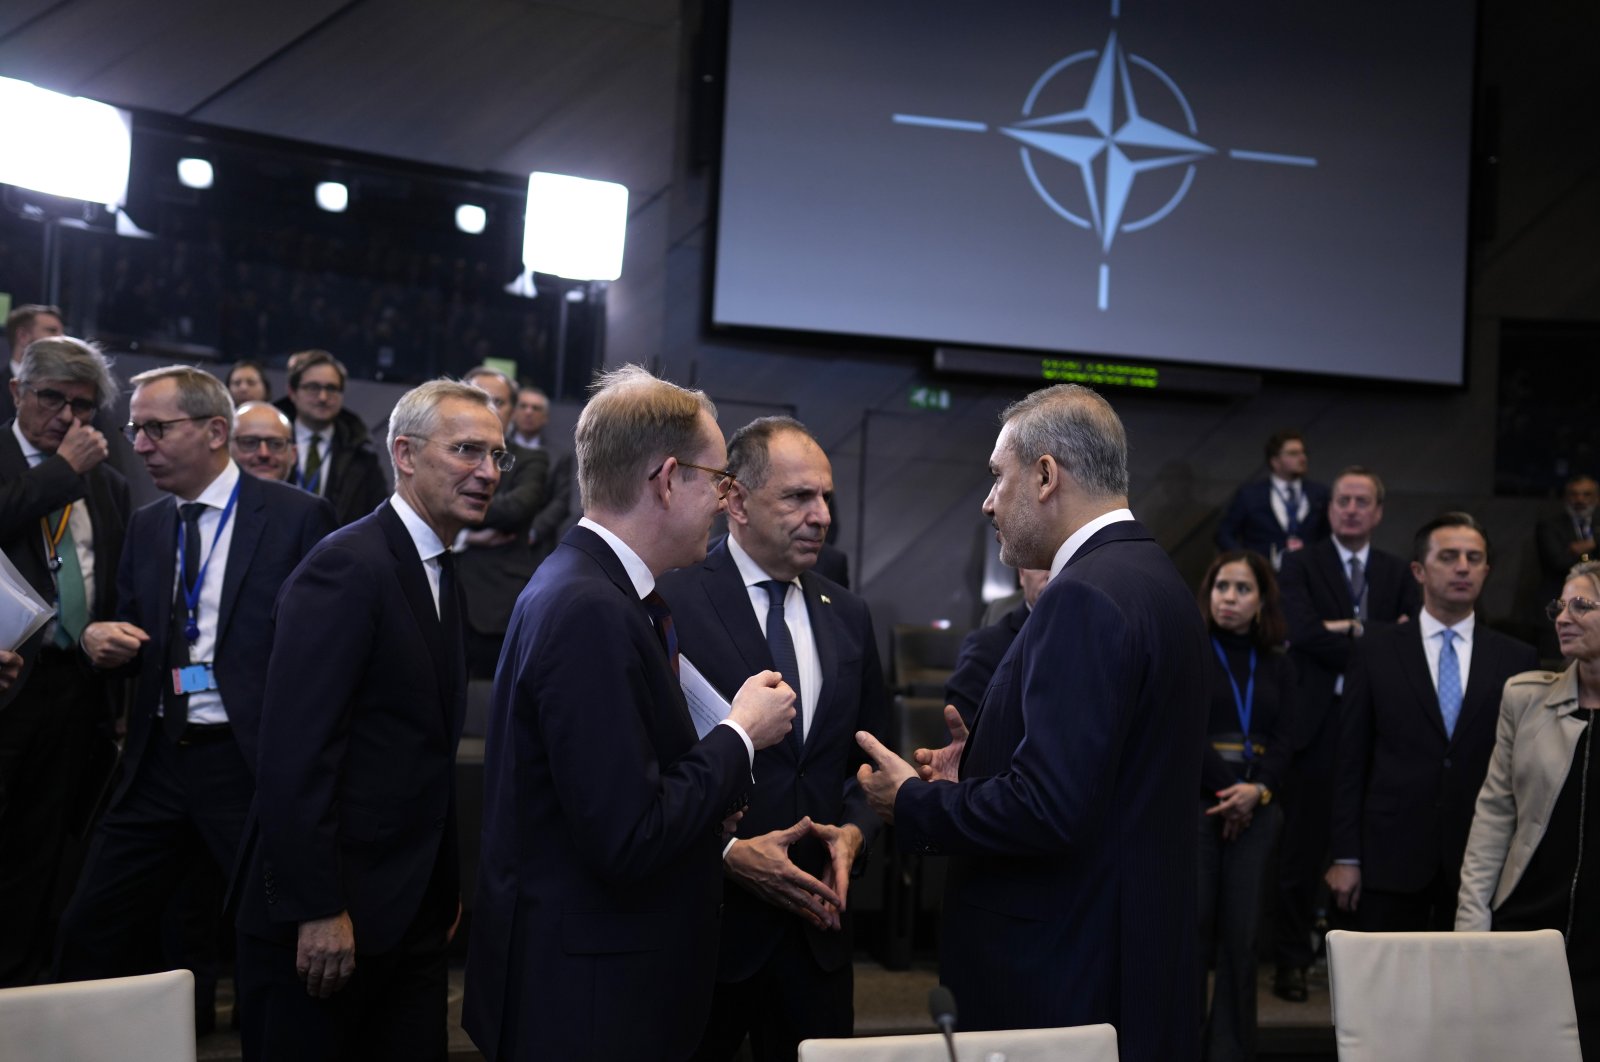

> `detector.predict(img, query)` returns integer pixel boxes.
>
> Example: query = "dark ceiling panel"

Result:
[192,0,680,195]
[0,0,63,41]
[0,0,351,114]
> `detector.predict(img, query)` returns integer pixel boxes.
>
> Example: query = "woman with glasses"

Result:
[1459,559,1600,1057]
[1196,550,1298,1062]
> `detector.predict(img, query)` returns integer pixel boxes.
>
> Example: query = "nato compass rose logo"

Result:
[892,17,1316,311]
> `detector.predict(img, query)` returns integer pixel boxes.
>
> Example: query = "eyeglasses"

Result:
[25,386,99,418]
[234,435,291,454]
[649,459,738,500]
[123,416,213,442]
[295,382,344,397]
[1547,596,1600,623]
[407,436,516,472]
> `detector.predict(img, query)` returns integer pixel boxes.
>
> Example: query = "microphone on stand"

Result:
[928,986,959,1062]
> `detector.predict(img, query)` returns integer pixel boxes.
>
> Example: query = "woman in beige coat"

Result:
[1458,559,1600,1057]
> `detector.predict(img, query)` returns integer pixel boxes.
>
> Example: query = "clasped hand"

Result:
[725,818,862,931]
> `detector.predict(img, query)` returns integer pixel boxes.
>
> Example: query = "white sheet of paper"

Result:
[0,547,55,651]
[680,654,732,739]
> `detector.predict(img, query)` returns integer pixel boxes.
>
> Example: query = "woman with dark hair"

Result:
[1459,559,1600,1058]
[226,359,269,405]
[1196,549,1298,1062]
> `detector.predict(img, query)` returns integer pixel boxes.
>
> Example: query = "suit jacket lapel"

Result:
[1314,541,1352,617]
[702,544,772,686]
[377,502,456,718]
[1454,630,1503,747]
[0,433,51,586]
[1396,622,1447,739]
[217,474,264,643]
[148,498,179,648]
[798,571,837,759]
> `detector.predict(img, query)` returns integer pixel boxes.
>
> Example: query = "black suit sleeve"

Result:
[0,454,85,540]
[1329,638,1376,863]
[1538,517,1579,582]
[531,452,573,544]
[1214,487,1247,551]
[1280,550,1354,673]
[839,610,891,848]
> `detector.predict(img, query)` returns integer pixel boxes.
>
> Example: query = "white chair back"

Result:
[799,1023,1119,1062]
[1326,929,1581,1062]
[0,969,196,1062]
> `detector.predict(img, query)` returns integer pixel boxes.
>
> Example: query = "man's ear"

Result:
[648,456,678,509]
[1036,454,1062,503]
[1410,560,1425,586]
[393,437,418,478]
[724,482,751,527]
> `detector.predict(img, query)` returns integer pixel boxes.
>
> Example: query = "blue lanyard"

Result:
[1211,637,1256,760]
[293,458,324,494]
[176,478,241,643]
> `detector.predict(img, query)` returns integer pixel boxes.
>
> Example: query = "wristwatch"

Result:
[1255,783,1273,806]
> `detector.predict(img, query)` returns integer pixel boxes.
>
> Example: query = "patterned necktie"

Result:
[303,434,324,493]
[51,509,88,650]
[165,502,206,740]
[642,591,678,677]
[760,580,803,745]
[1438,629,1463,738]
[1347,555,1367,621]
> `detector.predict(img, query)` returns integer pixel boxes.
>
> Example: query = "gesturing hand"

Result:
[297,910,356,998]
[725,818,844,930]
[811,821,864,918]
[913,705,969,783]
[855,731,919,824]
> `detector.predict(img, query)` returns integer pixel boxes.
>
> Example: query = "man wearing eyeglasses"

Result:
[455,367,549,678]
[232,402,298,482]
[3,305,136,480]
[655,417,889,1062]
[233,379,505,1060]
[56,365,335,986]
[1327,512,1537,932]
[276,350,388,527]
[0,336,130,987]
[464,366,798,1062]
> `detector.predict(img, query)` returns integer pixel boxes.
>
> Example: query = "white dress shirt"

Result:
[171,460,241,725]
[1048,508,1136,581]
[1269,474,1312,532]
[1418,608,1475,698]
[390,493,449,617]
[726,534,822,738]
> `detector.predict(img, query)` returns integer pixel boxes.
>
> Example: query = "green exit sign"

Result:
[909,386,951,410]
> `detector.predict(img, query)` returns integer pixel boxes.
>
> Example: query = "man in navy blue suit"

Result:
[1215,429,1330,568]
[857,384,1209,1062]
[656,417,889,1062]
[464,366,797,1062]
[1327,513,1537,930]
[233,379,507,1060]
[56,366,334,980]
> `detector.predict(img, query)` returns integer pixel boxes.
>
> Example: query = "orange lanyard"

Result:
[41,503,72,572]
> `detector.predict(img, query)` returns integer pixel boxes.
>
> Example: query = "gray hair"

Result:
[575,365,717,513]
[463,366,516,399]
[726,416,814,493]
[387,378,494,453]
[130,365,235,432]
[1567,560,1600,598]
[999,384,1128,498]
[17,336,119,409]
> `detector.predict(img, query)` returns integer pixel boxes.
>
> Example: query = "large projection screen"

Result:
[712,1,1476,385]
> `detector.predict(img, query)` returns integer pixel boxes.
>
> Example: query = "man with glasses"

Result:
[465,366,797,1062]
[276,349,387,526]
[56,366,335,985]
[236,380,506,1061]
[656,417,889,1062]
[3,305,136,478]
[1327,513,1537,931]
[0,336,130,986]
[232,402,297,482]
[456,367,548,678]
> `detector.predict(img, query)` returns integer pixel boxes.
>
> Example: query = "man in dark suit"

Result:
[274,349,388,526]
[944,567,1049,725]
[510,385,573,568]
[464,366,798,1062]
[3,305,136,481]
[0,337,130,985]
[856,384,1209,1062]
[235,380,507,1061]
[456,368,548,678]
[656,417,889,1062]
[1215,429,1330,568]
[1328,513,1538,929]
[1272,465,1419,999]
[55,366,335,981]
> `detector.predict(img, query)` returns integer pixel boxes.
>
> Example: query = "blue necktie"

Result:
[1438,629,1463,738]
[1284,484,1301,536]
[760,580,803,745]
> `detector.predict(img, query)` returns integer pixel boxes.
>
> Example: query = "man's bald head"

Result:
[232,401,297,481]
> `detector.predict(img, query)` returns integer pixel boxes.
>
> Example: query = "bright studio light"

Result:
[176,157,214,190]
[522,172,628,281]
[0,76,130,207]
[315,181,349,213]
[456,203,487,235]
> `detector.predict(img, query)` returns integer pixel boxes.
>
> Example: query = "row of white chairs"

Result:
[0,931,1581,1061]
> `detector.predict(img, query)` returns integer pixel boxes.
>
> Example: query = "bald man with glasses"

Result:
[232,402,298,483]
